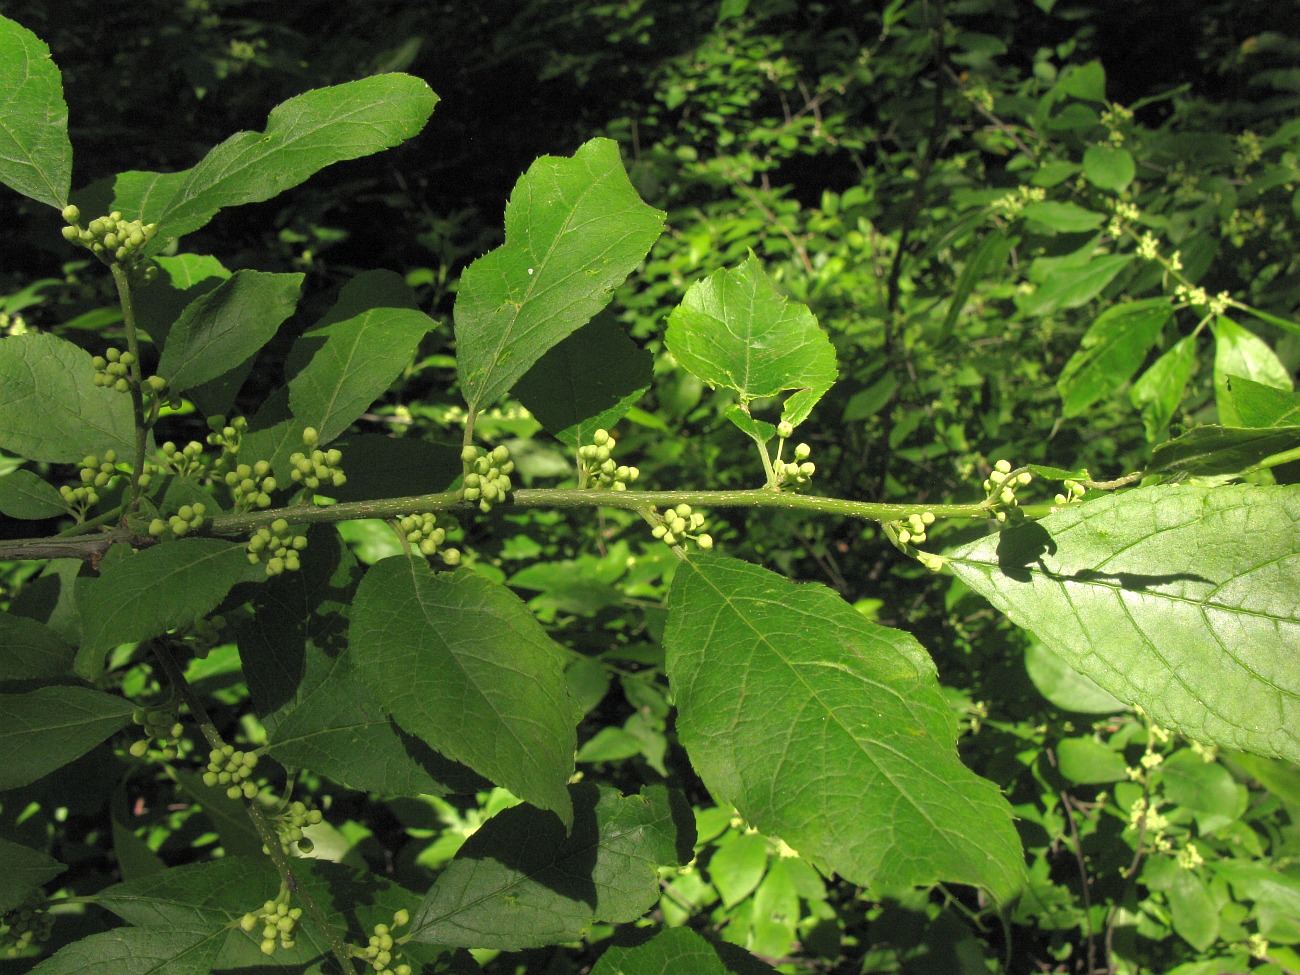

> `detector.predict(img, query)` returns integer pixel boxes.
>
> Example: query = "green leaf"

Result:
[0,15,71,208]
[76,539,265,679]
[156,270,303,395]
[709,832,769,907]
[134,254,231,349]
[0,467,66,519]
[1057,298,1172,417]
[170,770,264,858]
[944,485,1300,762]
[1021,201,1105,233]
[1213,316,1293,425]
[1228,753,1300,809]
[1223,375,1300,428]
[26,926,225,975]
[1158,750,1245,834]
[665,255,838,428]
[590,926,779,975]
[455,139,664,418]
[1082,144,1135,191]
[0,836,64,914]
[0,332,137,463]
[1016,253,1131,317]
[1167,870,1219,952]
[109,75,437,240]
[0,686,133,790]
[410,783,690,949]
[1024,640,1126,714]
[1146,424,1300,477]
[0,610,76,680]
[1056,737,1127,784]
[1130,335,1198,441]
[664,555,1025,903]
[940,231,1014,340]
[513,313,652,448]
[347,558,578,825]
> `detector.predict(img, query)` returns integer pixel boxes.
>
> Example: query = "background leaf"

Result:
[410,783,690,949]
[0,686,133,791]
[665,254,837,427]
[590,926,779,975]
[0,14,71,208]
[26,926,225,975]
[1146,424,1300,477]
[944,485,1300,761]
[346,558,577,825]
[108,75,436,240]
[0,836,64,915]
[1223,375,1300,428]
[1130,335,1198,440]
[0,610,76,680]
[664,554,1025,903]
[1056,298,1171,417]
[76,539,265,678]
[0,332,137,463]
[514,313,652,447]
[1082,144,1135,191]
[454,138,665,415]
[1213,317,1293,425]
[0,468,67,520]
[156,270,303,395]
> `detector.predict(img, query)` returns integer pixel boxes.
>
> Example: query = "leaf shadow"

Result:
[995,522,1212,590]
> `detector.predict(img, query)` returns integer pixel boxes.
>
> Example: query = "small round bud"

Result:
[62,204,80,223]
[461,445,479,463]
[777,421,794,439]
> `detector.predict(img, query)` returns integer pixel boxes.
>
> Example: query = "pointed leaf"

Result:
[0,332,137,463]
[1130,334,1198,440]
[109,75,436,240]
[1223,375,1300,428]
[1083,144,1135,191]
[0,686,133,790]
[156,270,303,395]
[0,836,64,914]
[410,783,690,949]
[1146,424,1300,477]
[1022,201,1105,233]
[1213,317,1293,425]
[0,15,71,208]
[347,558,577,825]
[664,554,1025,903]
[665,255,837,427]
[944,485,1300,761]
[454,138,665,415]
[1057,298,1171,417]
[513,313,651,447]
[77,539,265,677]
[26,926,225,975]
[1016,254,1132,317]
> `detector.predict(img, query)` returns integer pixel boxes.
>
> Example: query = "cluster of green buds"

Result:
[60,451,129,516]
[160,439,208,478]
[577,429,639,490]
[983,460,1032,522]
[91,347,135,392]
[2,893,53,959]
[148,502,207,538]
[274,800,323,855]
[353,910,412,975]
[394,512,461,565]
[772,423,815,489]
[206,415,247,453]
[894,510,935,546]
[239,891,302,956]
[128,705,184,760]
[651,503,713,550]
[1054,479,1087,506]
[61,205,159,272]
[203,744,259,801]
[247,518,308,576]
[225,461,277,510]
[460,444,514,513]
[290,428,346,493]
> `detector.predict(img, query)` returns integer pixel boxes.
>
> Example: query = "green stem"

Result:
[109,263,148,513]
[150,642,359,975]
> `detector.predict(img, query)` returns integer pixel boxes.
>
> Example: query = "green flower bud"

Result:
[62,204,80,223]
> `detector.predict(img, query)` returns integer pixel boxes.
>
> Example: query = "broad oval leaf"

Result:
[944,485,1300,762]
[25,926,225,975]
[0,467,66,519]
[1017,253,1132,317]
[109,75,437,241]
[156,270,303,395]
[0,332,137,463]
[665,254,838,427]
[347,558,577,825]
[1057,297,1172,418]
[0,15,71,209]
[1022,201,1105,233]
[0,686,134,791]
[454,138,666,415]
[410,784,690,949]
[664,554,1025,903]
[1083,144,1135,191]
[77,539,265,678]
[0,835,64,915]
